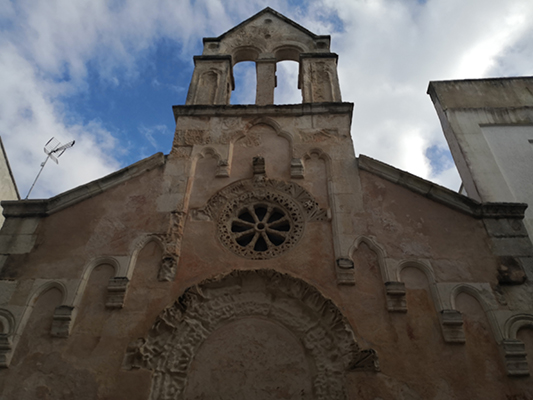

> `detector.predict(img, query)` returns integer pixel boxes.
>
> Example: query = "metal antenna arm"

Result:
[25,156,50,199]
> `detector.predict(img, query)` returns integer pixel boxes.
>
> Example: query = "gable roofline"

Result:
[1,152,165,218]
[358,155,527,219]
[203,7,330,44]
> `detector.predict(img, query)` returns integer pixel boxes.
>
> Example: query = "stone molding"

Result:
[173,102,354,121]
[124,269,379,400]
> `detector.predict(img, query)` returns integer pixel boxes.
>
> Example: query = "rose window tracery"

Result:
[218,191,305,259]
[231,203,290,252]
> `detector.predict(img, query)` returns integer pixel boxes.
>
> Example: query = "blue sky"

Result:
[1,0,533,198]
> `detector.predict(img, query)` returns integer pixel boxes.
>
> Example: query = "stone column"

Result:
[255,57,277,105]
[185,55,233,105]
[300,53,341,103]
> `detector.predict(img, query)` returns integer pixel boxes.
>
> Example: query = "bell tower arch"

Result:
[185,7,342,105]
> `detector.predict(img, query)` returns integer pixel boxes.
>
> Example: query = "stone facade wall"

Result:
[1,8,533,400]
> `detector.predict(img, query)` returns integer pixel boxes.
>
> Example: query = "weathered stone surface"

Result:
[502,339,530,376]
[385,281,407,312]
[0,8,533,400]
[439,309,466,344]
[127,270,378,400]
[105,277,129,309]
[51,305,74,337]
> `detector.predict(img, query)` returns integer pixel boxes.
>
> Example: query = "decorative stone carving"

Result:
[0,334,12,368]
[290,158,304,179]
[51,305,74,337]
[125,269,379,400]
[202,178,328,223]
[174,129,211,146]
[385,281,407,312]
[439,309,466,343]
[105,277,129,309]
[156,210,186,281]
[501,339,530,376]
[221,126,261,147]
[172,146,193,159]
[298,128,340,143]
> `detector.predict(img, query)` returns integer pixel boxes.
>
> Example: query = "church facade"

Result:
[1,8,533,399]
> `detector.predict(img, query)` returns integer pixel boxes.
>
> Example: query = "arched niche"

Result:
[125,269,379,400]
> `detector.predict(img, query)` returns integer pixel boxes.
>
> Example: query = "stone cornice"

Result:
[173,102,354,121]
[1,152,165,218]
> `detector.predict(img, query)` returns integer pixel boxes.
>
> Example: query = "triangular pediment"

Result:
[201,7,331,62]
[210,7,324,42]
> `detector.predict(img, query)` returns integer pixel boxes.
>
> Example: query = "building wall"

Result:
[1,9,533,400]
[429,77,533,237]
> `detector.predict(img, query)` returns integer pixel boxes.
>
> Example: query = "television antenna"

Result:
[25,137,75,199]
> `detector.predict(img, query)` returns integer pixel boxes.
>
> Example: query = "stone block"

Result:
[336,258,355,285]
[439,309,465,343]
[483,218,529,238]
[0,234,37,255]
[501,339,530,376]
[518,256,533,281]
[491,237,533,257]
[290,158,304,179]
[51,305,74,338]
[215,159,230,178]
[385,281,407,312]
[0,333,12,367]
[106,277,130,309]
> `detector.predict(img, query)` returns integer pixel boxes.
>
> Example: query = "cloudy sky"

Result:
[1,0,532,199]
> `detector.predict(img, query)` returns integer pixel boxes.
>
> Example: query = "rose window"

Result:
[218,193,305,259]
[231,204,290,252]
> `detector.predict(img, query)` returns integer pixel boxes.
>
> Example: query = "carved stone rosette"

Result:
[195,178,327,260]
[124,269,379,400]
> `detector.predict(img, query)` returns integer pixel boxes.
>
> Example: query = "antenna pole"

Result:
[25,156,50,200]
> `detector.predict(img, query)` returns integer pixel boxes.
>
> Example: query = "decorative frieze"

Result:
[105,277,130,309]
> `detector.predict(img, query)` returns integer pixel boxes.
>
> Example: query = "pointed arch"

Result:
[350,235,390,282]
[126,234,165,279]
[450,283,503,342]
